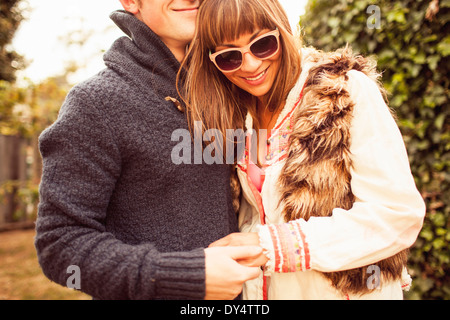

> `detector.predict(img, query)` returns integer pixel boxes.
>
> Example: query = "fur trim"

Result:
[278,47,408,295]
[230,165,241,214]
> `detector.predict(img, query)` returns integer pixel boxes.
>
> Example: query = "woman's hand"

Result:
[209,232,269,267]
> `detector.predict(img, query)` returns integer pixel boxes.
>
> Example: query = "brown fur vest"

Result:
[277,47,408,295]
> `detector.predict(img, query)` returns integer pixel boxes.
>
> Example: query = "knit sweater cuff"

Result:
[152,248,206,299]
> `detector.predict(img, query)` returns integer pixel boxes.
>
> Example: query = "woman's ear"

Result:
[119,0,140,14]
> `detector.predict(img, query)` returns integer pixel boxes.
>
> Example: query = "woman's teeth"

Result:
[245,69,266,81]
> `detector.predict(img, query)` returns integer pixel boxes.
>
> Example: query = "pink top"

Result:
[243,94,301,194]
[248,160,265,193]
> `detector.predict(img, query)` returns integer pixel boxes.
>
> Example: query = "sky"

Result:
[12,0,307,84]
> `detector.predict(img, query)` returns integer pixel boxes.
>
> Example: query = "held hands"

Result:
[204,233,269,300]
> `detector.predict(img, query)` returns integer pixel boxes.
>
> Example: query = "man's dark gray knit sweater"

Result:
[35,10,238,300]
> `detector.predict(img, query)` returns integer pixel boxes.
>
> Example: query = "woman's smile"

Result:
[241,67,269,84]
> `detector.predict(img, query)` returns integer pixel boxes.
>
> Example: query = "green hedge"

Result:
[300,0,449,299]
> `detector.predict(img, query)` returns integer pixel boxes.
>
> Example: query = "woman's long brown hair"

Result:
[177,0,302,160]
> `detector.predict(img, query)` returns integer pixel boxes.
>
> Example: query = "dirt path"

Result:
[0,229,90,300]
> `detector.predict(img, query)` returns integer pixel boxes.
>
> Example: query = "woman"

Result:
[179,0,425,300]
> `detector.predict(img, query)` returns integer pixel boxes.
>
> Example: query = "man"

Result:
[35,0,262,300]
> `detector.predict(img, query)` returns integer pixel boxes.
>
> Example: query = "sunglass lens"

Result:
[215,51,242,71]
[251,35,278,58]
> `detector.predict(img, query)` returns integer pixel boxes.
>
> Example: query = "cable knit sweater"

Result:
[35,10,238,300]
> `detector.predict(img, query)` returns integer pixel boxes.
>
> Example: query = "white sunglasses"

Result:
[209,28,280,73]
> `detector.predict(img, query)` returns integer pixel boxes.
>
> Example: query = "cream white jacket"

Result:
[237,49,426,300]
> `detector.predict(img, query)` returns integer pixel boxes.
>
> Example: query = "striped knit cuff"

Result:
[258,220,311,274]
[152,248,206,299]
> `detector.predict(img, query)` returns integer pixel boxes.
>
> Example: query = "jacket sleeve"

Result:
[35,86,206,299]
[258,70,426,274]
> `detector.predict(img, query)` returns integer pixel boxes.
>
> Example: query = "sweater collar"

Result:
[104,10,181,98]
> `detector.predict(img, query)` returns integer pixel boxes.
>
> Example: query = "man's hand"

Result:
[204,246,262,300]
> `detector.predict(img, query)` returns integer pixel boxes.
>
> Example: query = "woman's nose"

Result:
[240,52,263,73]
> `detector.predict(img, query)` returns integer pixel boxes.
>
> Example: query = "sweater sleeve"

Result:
[35,86,206,300]
[258,70,426,274]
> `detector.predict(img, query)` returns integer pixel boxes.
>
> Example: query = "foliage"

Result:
[300,0,449,299]
[1,76,69,138]
[0,0,87,225]
[0,0,26,82]
[0,80,27,136]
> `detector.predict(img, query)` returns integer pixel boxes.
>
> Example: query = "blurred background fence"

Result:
[0,0,75,231]
[0,76,67,232]
[0,134,32,229]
